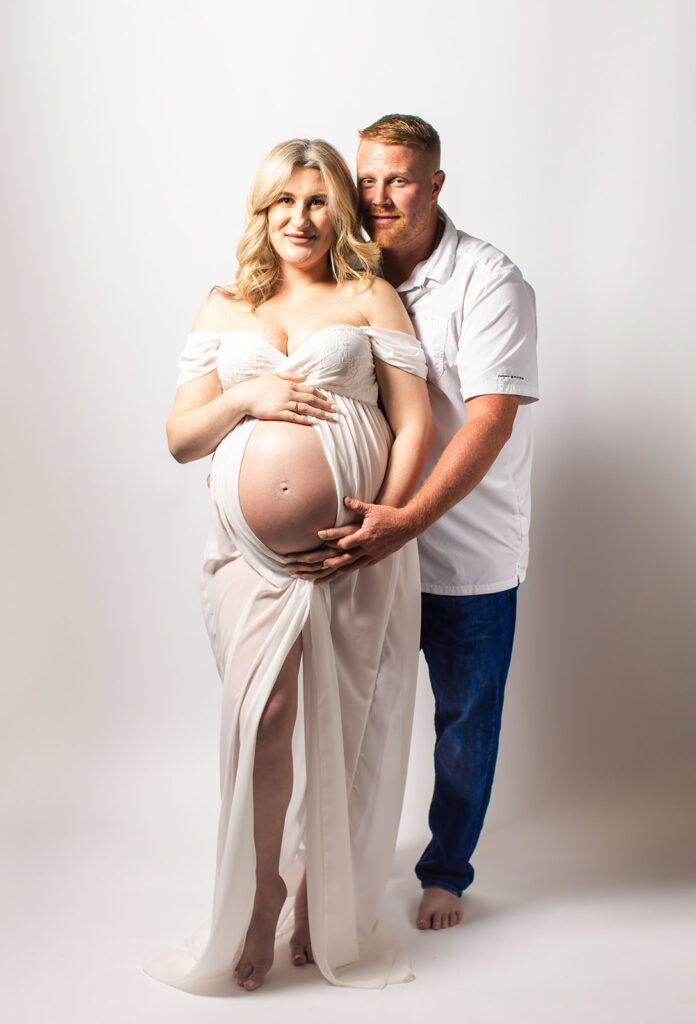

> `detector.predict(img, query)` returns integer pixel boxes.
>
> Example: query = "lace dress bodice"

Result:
[176,323,427,400]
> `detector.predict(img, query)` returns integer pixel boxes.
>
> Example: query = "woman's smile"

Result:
[267,166,335,267]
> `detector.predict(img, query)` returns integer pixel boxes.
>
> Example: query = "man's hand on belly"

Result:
[284,498,415,581]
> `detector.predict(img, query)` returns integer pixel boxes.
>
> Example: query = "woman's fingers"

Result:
[290,398,337,420]
[292,387,337,416]
[320,551,361,570]
[280,411,316,425]
[249,374,336,421]
[284,526,360,569]
[284,546,337,570]
[291,551,370,582]
[273,374,337,418]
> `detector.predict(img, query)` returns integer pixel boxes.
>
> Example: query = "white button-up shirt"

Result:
[398,209,539,595]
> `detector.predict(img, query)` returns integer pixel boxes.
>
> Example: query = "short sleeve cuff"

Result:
[460,375,539,403]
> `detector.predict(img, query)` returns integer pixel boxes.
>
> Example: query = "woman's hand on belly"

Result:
[284,523,367,581]
[237,372,337,425]
[284,499,415,581]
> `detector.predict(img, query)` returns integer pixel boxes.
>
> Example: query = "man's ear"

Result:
[432,170,446,201]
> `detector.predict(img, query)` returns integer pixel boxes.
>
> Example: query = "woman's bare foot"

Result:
[416,886,463,930]
[235,877,287,990]
[289,873,314,966]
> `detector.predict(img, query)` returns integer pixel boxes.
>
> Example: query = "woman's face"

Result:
[266,166,336,271]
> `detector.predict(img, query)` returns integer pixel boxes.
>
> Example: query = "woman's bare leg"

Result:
[235,636,302,991]
[290,871,314,966]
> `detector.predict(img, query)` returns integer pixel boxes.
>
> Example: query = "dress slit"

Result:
[146,323,427,990]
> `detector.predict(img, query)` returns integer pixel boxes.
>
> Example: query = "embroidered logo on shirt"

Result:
[498,373,525,381]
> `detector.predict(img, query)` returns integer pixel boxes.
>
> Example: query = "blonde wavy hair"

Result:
[216,139,380,310]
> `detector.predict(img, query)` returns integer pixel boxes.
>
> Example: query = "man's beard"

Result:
[363,212,404,247]
[363,207,430,250]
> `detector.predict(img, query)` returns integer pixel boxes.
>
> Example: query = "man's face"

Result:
[357,140,441,251]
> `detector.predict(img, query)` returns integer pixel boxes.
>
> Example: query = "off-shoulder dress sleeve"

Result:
[176,332,222,387]
[361,326,428,379]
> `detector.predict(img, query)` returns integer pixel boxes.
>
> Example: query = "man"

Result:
[288,114,538,930]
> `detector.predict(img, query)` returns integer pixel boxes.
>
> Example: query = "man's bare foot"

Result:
[417,886,463,930]
[235,877,287,990]
[289,873,314,966]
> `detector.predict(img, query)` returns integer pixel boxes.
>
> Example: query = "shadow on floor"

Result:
[388,777,696,937]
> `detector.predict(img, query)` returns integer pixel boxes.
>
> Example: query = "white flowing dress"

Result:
[144,324,428,992]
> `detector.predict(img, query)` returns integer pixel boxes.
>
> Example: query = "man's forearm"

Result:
[289,396,520,576]
[402,404,517,538]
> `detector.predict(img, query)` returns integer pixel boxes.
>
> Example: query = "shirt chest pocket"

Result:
[409,311,449,380]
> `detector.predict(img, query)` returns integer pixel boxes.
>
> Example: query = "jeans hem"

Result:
[420,880,463,898]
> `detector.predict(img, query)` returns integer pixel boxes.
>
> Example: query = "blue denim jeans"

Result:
[416,587,518,897]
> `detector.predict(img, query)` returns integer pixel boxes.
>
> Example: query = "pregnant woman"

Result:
[144,139,433,993]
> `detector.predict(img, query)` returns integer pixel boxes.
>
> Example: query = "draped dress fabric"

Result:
[144,324,427,992]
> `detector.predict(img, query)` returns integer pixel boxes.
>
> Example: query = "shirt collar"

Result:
[397,207,458,293]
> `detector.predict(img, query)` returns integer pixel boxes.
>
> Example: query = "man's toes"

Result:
[431,913,442,930]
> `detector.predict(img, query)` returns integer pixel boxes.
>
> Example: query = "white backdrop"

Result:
[2,2,695,1022]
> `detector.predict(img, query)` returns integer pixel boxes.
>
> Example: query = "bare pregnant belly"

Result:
[238,421,338,554]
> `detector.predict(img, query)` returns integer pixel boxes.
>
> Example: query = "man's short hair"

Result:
[359,114,441,166]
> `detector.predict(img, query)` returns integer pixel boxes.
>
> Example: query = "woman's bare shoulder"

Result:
[355,276,414,334]
[339,274,397,301]
[191,288,250,332]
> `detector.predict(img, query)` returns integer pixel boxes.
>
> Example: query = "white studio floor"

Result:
[4,758,695,1024]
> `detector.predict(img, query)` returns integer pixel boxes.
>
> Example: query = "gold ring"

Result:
[294,401,299,413]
